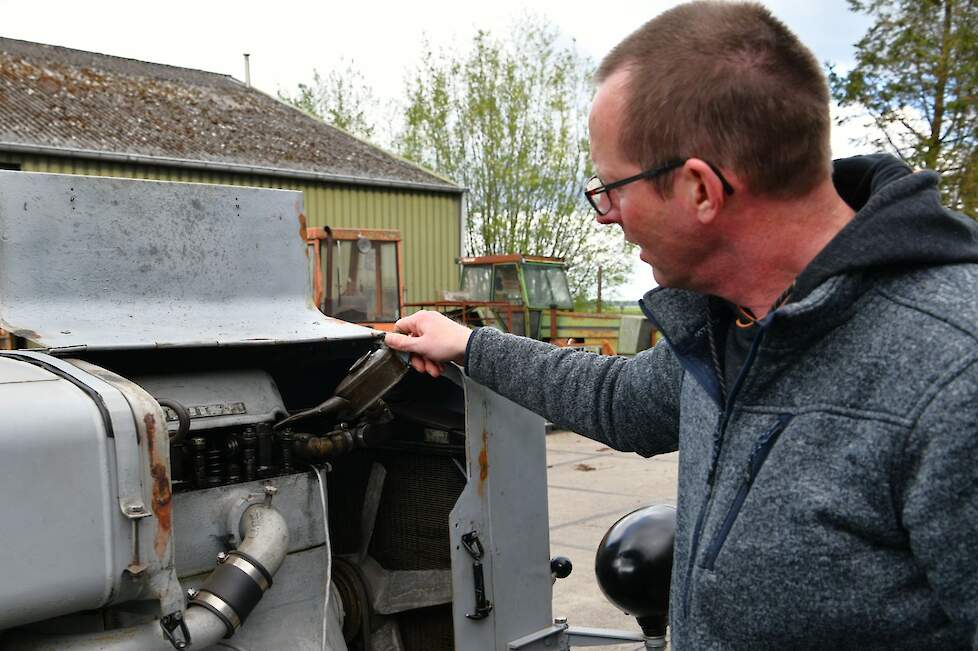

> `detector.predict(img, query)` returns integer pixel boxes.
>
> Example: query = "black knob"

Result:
[550,556,573,579]
[594,504,676,638]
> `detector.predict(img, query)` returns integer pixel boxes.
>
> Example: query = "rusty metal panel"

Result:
[0,170,374,351]
[449,366,554,649]
[16,155,462,305]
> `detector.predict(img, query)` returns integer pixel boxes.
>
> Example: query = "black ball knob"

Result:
[550,555,573,579]
[594,504,676,637]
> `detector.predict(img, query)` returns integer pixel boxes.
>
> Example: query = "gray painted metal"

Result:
[67,358,184,616]
[172,473,327,577]
[358,556,452,614]
[134,369,287,433]
[0,352,181,628]
[2,503,311,651]
[449,365,555,650]
[0,354,118,628]
[508,625,647,650]
[0,170,376,351]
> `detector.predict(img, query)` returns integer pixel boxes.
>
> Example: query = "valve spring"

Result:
[204,447,225,487]
[242,427,258,481]
[256,423,276,478]
[190,437,207,488]
[279,430,294,474]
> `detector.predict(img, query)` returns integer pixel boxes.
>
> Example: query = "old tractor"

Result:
[408,254,657,356]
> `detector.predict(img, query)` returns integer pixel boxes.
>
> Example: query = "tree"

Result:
[395,19,632,298]
[830,0,978,216]
[279,59,378,141]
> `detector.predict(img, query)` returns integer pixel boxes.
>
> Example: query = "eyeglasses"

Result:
[584,158,735,215]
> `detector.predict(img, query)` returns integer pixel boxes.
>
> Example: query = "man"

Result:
[386,2,978,648]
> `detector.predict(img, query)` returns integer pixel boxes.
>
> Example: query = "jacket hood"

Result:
[793,153,978,300]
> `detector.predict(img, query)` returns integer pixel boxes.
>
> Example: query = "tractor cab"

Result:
[306,227,404,331]
[455,255,574,338]
[408,254,632,354]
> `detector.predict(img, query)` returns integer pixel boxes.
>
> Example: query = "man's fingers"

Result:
[409,354,427,375]
[385,331,419,352]
[424,357,442,378]
[393,311,427,334]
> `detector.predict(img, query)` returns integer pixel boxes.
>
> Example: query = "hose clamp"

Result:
[190,591,241,637]
[226,553,271,591]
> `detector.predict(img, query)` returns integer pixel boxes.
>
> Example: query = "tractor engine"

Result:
[0,171,553,651]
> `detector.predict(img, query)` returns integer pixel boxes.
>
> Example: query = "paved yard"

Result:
[547,430,678,649]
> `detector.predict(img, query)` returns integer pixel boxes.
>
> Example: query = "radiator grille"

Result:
[398,604,454,651]
[369,452,466,571]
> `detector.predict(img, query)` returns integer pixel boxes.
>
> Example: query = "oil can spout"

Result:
[273,346,409,430]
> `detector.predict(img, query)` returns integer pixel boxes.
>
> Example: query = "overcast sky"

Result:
[0,0,874,299]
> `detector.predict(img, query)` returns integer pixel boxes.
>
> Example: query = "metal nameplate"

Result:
[163,402,247,421]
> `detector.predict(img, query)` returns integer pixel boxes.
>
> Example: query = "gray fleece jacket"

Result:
[465,155,978,649]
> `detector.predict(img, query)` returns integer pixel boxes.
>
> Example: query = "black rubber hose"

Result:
[158,398,191,444]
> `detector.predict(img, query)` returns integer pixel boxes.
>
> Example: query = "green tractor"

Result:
[406,254,657,356]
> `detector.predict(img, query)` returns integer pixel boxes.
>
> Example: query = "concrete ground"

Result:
[546,430,678,650]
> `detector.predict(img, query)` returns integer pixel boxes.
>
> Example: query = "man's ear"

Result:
[681,159,728,225]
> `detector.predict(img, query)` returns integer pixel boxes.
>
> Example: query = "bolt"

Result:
[554,616,568,625]
[217,551,229,564]
[263,484,278,505]
[187,588,198,599]
[126,504,145,515]
[173,611,182,621]
[176,642,187,650]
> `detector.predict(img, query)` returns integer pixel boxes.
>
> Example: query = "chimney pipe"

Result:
[243,53,251,87]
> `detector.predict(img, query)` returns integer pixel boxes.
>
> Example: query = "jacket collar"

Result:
[638,274,868,405]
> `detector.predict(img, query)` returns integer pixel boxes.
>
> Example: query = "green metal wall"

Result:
[5,153,461,304]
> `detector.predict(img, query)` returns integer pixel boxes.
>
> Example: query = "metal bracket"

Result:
[160,611,191,650]
[461,531,493,620]
[507,622,648,650]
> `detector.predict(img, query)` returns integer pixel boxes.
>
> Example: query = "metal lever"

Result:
[160,611,191,649]
[461,530,493,620]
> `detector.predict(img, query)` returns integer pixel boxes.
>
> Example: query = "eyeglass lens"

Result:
[585,177,610,215]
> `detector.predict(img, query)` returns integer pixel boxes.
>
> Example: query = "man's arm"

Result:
[899,357,978,640]
[386,311,682,456]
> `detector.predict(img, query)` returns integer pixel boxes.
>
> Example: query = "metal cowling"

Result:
[0,504,289,651]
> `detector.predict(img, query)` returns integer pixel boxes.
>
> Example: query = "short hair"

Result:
[597,1,832,198]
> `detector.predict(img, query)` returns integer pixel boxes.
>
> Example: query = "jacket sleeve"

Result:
[464,327,682,457]
[899,356,978,638]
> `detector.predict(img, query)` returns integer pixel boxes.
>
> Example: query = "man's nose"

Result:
[595,206,621,226]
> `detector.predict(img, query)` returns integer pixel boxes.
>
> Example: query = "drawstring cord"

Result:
[735,283,795,328]
[709,281,796,404]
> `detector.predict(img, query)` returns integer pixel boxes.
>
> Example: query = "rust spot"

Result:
[144,413,173,560]
[298,212,308,242]
[478,429,489,496]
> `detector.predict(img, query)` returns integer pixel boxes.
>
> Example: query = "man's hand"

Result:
[385,310,473,378]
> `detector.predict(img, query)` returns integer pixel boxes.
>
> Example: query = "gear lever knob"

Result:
[594,504,676,639]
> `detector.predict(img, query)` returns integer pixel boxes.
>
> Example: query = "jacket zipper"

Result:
[681,324,767,618]
[700,414,793,570]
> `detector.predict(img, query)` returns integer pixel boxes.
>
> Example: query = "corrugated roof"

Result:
[0,37,460,192]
